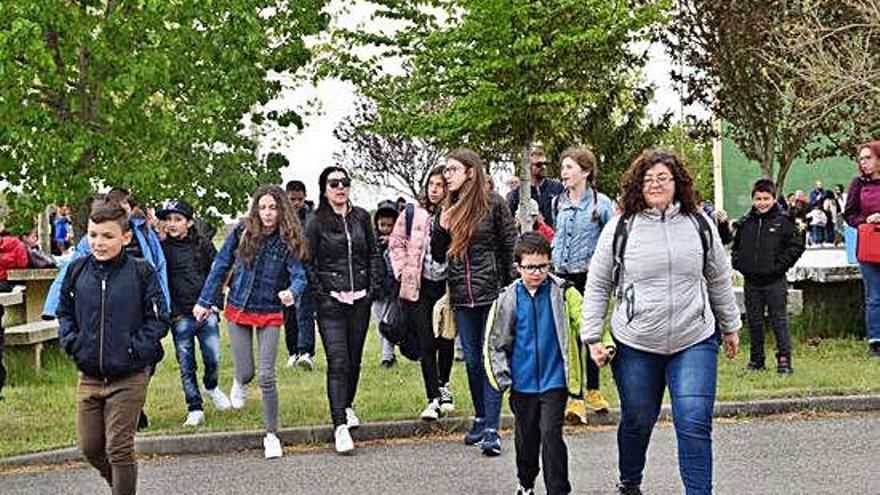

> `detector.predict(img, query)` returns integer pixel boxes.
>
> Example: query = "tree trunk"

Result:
[517,137,535,233]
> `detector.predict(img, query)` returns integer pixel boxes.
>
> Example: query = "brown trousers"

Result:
[77,369,150,495]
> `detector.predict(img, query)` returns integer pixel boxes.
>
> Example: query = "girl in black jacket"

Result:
[431,148,517,457]
[306,166,378,454]
[158,199,231,427]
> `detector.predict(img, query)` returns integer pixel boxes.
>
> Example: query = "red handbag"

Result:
[857,223,880,263]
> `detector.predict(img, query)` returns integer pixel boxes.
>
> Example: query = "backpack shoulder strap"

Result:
[611,215,631,297]
[691,213,713,276]
[405,203,415,238]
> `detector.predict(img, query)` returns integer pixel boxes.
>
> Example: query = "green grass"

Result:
[1,325,878,458]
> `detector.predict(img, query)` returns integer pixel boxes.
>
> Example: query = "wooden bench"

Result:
[5,320,59,371]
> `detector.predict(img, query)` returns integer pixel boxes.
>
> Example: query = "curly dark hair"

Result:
[619,149,698,218]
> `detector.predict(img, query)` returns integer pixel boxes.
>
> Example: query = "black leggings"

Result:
[405,278,451,400]
[317,296,371,427]
[557,272,600,391]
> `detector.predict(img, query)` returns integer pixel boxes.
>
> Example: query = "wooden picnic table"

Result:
[7,268,59,323]
[4,269,60,371]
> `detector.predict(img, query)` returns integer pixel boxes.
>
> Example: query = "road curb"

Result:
[4,394,879,467]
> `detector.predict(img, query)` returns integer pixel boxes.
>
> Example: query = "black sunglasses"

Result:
[328,178,351,189]
[533,161,548,168]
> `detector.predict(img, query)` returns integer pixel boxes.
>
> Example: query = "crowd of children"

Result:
[13,143,878,495]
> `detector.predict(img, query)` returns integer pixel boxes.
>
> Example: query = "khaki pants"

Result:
[77,369,150,495]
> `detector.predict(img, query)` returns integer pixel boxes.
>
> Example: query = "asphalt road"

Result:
[2,413,877,494]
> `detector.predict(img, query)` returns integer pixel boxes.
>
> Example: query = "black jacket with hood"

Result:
[732,204,805,286]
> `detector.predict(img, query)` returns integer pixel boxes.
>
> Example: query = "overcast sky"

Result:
[263,3,686,207]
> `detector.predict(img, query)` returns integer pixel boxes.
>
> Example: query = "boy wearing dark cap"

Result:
[374,200,400,367]
[158,199,231,426]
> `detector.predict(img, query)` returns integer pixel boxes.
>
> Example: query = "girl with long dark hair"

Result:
[431,148,517,456]
[194,185,308,459]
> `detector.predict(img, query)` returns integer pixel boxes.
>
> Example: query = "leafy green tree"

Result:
[322,0,667,227]
[0,1,329,226]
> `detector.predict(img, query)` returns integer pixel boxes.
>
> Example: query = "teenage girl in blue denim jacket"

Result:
[194,185,308,459]
[551,146,614,419]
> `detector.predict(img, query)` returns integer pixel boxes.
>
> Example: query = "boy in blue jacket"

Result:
[57,199,169,495]
[485,232,614,495]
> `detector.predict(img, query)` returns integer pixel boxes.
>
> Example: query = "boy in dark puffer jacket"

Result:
[732,179,805,375]
[57,199,169,495]
[158,199,231,427]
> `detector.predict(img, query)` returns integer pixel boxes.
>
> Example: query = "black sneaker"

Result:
[380,356,397,368]
[617,483,643,495]
[464,418,486,445]
[870,342,880,358]
[746,360,765,371]
[777,355,793,375]
[479,428,502,457]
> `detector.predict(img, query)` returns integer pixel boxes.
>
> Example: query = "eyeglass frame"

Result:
[642,173,675,187]
[518,262,551,275]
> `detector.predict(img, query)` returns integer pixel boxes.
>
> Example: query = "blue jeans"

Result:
[172,314,221,412]
[455,305,502,429]
[810,225,825,244]
[612,336,718,494]
[859,261,880,343]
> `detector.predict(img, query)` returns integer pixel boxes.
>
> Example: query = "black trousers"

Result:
[317,296,371,427]
[744,279,792,363]
[510,389,571,495]
[283,304,298,357]
[404,278,449,400]
[556,272,599,390]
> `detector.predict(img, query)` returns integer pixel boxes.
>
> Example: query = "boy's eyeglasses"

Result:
[328,178,351,189]
[519,263,551,274]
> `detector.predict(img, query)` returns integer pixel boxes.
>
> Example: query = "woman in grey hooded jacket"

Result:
[581,149,741,495]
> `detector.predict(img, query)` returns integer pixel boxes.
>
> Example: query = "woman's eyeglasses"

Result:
[443,165,465,176]
[642,174,674,187]
[328,178,351,189]
[519,263,551,275]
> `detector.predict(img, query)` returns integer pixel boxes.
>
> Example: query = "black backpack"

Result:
[611,212,713,298]
[378,204,419,358]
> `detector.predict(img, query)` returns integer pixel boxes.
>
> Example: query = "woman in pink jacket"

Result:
[389,166,454,420]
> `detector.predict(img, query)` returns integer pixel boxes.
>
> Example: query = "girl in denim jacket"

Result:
[551,146,614,421]
[194,185,308,459]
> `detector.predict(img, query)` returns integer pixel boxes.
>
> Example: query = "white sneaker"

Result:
[345,407,360,429]
[334,425,354,454]
[263,433,283,459]
[183,410,204,427]
[230,380,247,409]
[286,354,298,368]
[296,353,314,371]
[420,399,440,421]
[205,387,231,411]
